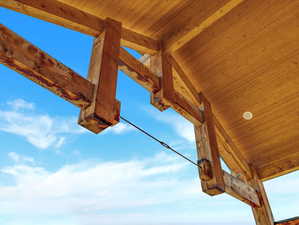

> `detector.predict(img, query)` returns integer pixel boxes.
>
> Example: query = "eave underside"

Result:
[1,0,298,181]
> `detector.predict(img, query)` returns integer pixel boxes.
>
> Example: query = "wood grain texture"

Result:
[0,0,160,53]
[194,96,225,196]
[118,48,160,92]
[164,0,245,52]
[0,24,93,108]
[170,55,202,106]
[79,18,121,133]
[223,171,260,207]
[1,0,298,181]
[168,57,253,180]
[250,170,274,225]
[149,51,203,124]
[177,0,299,180]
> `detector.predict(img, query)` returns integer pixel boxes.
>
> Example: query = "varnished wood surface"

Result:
[58,0,231,41]
[2,0,298,180]
[177,0,299,180]
[0,24,93,108]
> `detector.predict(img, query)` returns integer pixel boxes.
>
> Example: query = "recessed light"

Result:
[243,111,253,120]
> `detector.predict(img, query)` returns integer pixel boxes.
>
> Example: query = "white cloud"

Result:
[103,122,134,135]
[0,99,86,149]
[146,108,195,143]
[7,99,35,111]
[0,152,254,225]
[8,152,35,164]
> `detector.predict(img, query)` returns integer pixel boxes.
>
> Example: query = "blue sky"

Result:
[0,7,298,225]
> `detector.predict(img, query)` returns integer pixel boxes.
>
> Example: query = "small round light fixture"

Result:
[243,111,253,120]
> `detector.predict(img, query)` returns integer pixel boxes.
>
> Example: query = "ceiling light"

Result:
[243,111,253,120]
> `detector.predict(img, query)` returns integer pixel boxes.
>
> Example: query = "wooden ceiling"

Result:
[4,0,299,181]
[60,0,299,181]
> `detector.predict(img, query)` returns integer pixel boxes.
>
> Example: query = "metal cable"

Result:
[120,115,200,168]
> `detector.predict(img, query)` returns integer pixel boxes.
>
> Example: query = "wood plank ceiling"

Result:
[58,0,299,180]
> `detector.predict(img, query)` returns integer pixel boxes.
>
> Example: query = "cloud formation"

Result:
[146,108,195,143]
[0,99,85,149]
[0,152,254,225]
[8,152,35,164]
[103,122,134,135]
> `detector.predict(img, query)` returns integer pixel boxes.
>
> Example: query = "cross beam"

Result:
[166,56,274,224]
[163,0,245,52]
[0,0,160,54]
[0,24,93,108]
[194,95,260,207]
[0,7,279,224]
[149,50,204,125]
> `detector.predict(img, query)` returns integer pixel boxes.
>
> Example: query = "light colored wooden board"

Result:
[177,0,299,180]
[223,171,260,207]
[1,0,298,181]
[0,0,160,53]
[59,0,230,41]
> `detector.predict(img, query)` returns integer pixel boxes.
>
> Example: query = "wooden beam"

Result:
[160,51,175,102]
[149,51,169,111]
[0,0,160,53]
[149,51,203,124]
[257,154,299,181]
[250,170,274,225]
[0,23,93,108]
[79,18,121,134]
[214,116,253,179]
[118,48,160,92]
[167,56,252,179]
[275,217,299,225]
[223,171,260,207]
[170,55,202,106]
[164,0,245,52]
[194,95,225,196]
[172,92,203,125]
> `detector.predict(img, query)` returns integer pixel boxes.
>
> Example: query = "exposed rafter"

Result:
[258,154,299,181]
[164,0,245,52]
[169,56,252,179]
[0,24,93,108]
[1,3,294,224]
[148,51,204,125]
[118,48,160,92]
[0,0,160,53]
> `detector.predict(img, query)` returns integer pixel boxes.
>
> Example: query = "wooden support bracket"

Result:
[195,94,260,207]
[79,18,121,133]
[118,48,160,92]
[250,170,274,225]
[194,95,225,195]
[223,171,260,207]
[149,50,203,125]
